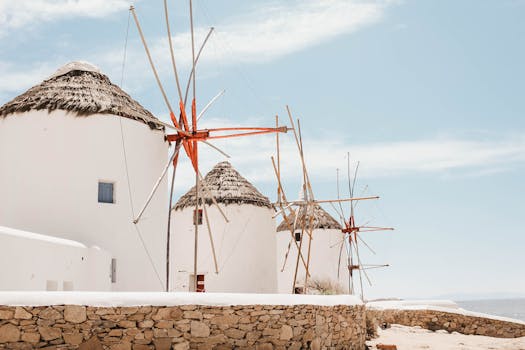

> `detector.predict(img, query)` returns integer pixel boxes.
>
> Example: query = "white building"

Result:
[276,204,349,294]
[0,62,169,291]
[170,161,277,293]
[0,225,111,291]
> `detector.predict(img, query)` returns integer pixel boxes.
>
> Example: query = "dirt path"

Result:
[366,324,525,350]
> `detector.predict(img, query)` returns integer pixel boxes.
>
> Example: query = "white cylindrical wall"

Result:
[170,204,277,293]
[0,110,169,291]
[276,228,351,294]
[0,226,111,291]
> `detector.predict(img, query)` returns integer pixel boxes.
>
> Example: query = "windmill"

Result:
[129,2,288,292]
[330,153,394,300]
[272,106,378,294]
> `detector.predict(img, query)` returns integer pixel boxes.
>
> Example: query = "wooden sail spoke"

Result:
[130,3,288,292]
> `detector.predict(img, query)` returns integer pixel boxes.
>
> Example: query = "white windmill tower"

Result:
[272,107,379,295]
[0,61,171,291]
[170,161,277,293]
[128,2,288,292]
[276,204,346,294]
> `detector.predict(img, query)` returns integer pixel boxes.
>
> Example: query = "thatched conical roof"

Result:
[0,61,164,130]
[174,161,271,210]
[276,203,342,232]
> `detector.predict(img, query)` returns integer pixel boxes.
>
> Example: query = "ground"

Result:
[366,324,525,350]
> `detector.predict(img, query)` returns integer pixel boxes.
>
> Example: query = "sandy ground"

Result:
[366,325,525,350]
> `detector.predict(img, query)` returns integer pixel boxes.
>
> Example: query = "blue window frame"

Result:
[98,182,114,204]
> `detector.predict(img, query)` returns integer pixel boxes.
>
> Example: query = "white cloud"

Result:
[178,0,388,64]
[98,0,392,85]
[0,0,130,38]
[0,61,57,100]
[169,131,525,192]
[0,0,392,98]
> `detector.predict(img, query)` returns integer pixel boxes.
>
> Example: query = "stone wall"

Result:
[367,308,525,338]
[0,304,365,350]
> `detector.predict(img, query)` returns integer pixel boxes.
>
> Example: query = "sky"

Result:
[0,0,524,300]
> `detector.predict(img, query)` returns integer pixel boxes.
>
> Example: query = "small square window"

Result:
[98,182,114,204]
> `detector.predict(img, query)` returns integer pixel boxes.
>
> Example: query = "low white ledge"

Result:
[0,292,363,307]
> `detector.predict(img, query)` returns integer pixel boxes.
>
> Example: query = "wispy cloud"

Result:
[0,61,58,101]
[0,0,392,99]
[101,0,392,84]
[169,130,525,191]
[0,0,130,38]
[168,0,389,64]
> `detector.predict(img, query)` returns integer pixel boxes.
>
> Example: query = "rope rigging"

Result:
[118,7,165,290]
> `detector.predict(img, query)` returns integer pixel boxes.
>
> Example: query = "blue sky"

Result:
[1,0,524,299]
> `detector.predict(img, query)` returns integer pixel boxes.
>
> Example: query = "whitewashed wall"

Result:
[170,204,277,293]
[0,225,111,291]
[0,111,169,291]
[276,228,351,294]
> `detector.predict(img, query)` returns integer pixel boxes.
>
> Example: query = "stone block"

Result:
[132,345,150,350]
[0,309,14,320]
[64,332,84,345]
[138,320,154,328]
[21,331,40,343]
[38,326,61,341]
[64,306,87,324]
[279,325,293,341]
[153,338,171,350]
[190,321,210,338]
[173,341,190,350]
[183,311,202,320]
[224,328,245,339]
[0,323,21,342]
[79,336,104,350]
[118,320,136,328]
[14,307,33,320]
[255,343,273,350]
[39,307,62,320]
[110,342,132,350]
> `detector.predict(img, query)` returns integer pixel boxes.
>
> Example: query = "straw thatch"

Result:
[0,61,164,130]
[276,203,342,232]
[174,161,272,210]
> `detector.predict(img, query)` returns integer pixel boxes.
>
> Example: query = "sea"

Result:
[455,298,525,322]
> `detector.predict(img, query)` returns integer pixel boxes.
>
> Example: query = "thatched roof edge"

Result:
[0,65,164,131]
[276,203,342,232]
[174,161,272,210]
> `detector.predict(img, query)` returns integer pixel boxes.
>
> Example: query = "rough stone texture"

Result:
[367,308,525,339]
[65,306,87,324]
[0,304,365,349]
[14,308,32,320]
[0,323,20,342]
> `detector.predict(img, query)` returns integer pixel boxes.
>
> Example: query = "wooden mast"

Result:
[273,107,392,296]
[130,3,289,293]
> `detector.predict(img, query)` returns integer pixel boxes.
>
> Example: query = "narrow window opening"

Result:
[294,231,302,242]
[294,286,304,294]
[193,209,203,225]
[111,258,117,283]
[98,182,114,204]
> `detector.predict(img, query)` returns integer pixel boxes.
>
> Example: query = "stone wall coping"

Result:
[0,291,362,307]
[367,300,460,310]
[367,302,525,326]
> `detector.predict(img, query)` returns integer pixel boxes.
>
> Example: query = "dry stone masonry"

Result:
[0,304,365,349]
[367,308,525,339]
